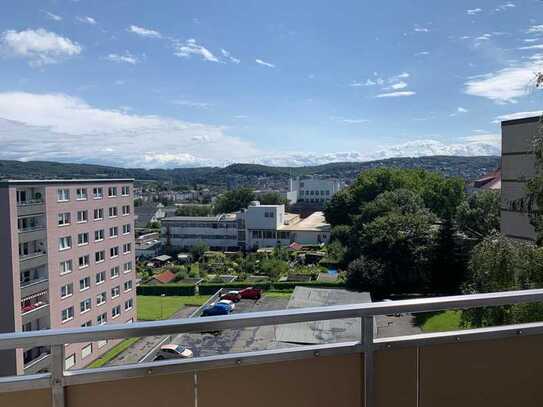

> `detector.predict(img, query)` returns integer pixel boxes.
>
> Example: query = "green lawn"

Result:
[181,295,212,306]
[136,295,211,320]
[87,337,140,368]
[417,310,463,333]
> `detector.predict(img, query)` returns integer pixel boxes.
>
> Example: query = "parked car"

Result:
[220,291,242,303]
[154,344,193,360]
[239,287,262,300]
[201,303,231,317]
[218,299,235,311]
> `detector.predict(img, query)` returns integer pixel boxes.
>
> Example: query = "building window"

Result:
[109,226,118,238]
[60,260,73,275]
[121,186,130,196]
[122,224,131,235]
[79,276,91,291]
[58,212,71,226]
[96,292,106,306]
[76,188,88,200]
[80,298,92,314]
[64,354,76,370]
[78,255,90,269]
[93,187,103,199]
[112,305,121,319]
[77,210,88,223]
[97,313,107,325]
[96,271,105,285]
[124,298,133,310]
[59,236,72,251]
[110,266,120,279]
[123,280,133,292]
[61,307,74,323]
[77,232,89,246]
[123,261,132,273]
[94,229,104,242]
[108,207,118,218]
[57,189,70,202]
[81,344,92,359]
[95,250,105,263]
[81,321,92,328]
[108,187,117,197]
[110,246,119,258]
[123,243,131,254]
[111,286,120,298]
[93,208,104,221]
[60,283,73,299]
[122,205,130,216]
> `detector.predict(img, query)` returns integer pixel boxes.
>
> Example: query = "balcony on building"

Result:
[16,187,45,216]
[20,265,49,299]
[18,239,47,262]
[21,290,49,326]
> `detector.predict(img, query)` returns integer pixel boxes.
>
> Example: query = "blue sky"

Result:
[0,0,542,168]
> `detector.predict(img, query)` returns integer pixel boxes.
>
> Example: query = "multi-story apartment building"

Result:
[0,179,136,376]
[287,177,343,205]
[500,116,540,242]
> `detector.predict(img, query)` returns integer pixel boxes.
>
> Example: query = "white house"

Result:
[288,177,343,204]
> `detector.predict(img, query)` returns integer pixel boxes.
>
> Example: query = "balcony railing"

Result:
[17,199,44,207]
[1,289,543,407]
[21,301,48,316]
[19,250,47,261]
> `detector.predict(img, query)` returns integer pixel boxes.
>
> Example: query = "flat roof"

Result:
[280,211,330,232]
[501,115,541,126]
[0,178,134,187]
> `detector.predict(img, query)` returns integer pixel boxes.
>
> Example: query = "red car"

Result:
[239,287,262,300]
[220,291,242,303]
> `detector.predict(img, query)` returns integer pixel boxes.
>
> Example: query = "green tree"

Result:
[259,258,288,281]
[456,191,500,239]
[214,188,256,214]
[175,205,213,217]
[190,240,209,261]
[259,192,288,206]
[346,256,386,294]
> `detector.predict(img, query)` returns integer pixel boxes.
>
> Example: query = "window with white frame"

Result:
[77,210,88,223]
[110,266,120,279]
[123,280,133,292]
[59,236,72,251]
[122,224,131,234]
[121,186,130,196]
[108,187,117,197]
[123,261,132,273]
[123,243,131,254]
[61,306,74,323]
[64,354,76,370]
[60,260,73,275]
[97,313,107,325]
[122,205,130,216]
[95,250,105,263]
[81,343,92,359]
[93,187,103,199]
[57,189,70,202]
[96,291,106,306]
[124,298,133,310]
[81,321,91,328]
[96,271,105,285]
[76,188,88,200]
[77,232,89,246]
[60,283,73,299]
[93,208,104,221]
[80,298,91,314]
[109,226,118,238]
[58,212,71,226]
[79,276,90,291]
[78,255,90,269]
[108,206,118,217]
[111,286,120,298]
[112,305,121,319]
[94,229,104,241]
[110,246,119,258]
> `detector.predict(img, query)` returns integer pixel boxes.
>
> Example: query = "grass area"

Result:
[265,290,294,298]
[416,310,463,333]
[87,337,140,368]
[137,296,187,321]
[190,262,200,274]
[180,295,212,306]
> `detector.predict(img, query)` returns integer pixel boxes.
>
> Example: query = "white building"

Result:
[288,177,342,204]
[161,202,330,251]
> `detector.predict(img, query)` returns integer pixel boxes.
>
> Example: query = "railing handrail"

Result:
[1,288,543,351]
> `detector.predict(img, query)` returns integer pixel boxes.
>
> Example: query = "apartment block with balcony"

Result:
[0,179,136,376]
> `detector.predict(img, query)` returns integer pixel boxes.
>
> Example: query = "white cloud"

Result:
[44,11,62,21]
[106,52,139,64]
[221,49,240,64]
[495,2,515,11]
[467,8,482,15]
[173,100,211,109]
[519,44,543,50]
[128,25,162,39]
[475,33,492,41]
[0,28,81,66]
[414,27,430,32]
[0,92,260,168]
[76,16,96,25]
[493,111,543,122]
[461,133,501,144]
[255,58,275,68]
[330,116,369,124]
[390,81,408,90]
[414,51,430,56]
[349,78,384,87]
[464,59,543,103]
[174,38,218,62]
[376,91,416,98]
[528,25,543,34]
[389,72,409,81]
[457,107,468,113]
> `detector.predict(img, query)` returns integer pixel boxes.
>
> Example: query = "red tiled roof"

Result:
[153,270,176,284]
[288,242,303,251]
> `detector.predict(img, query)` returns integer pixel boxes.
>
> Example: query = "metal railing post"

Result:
[362,316,375,407]
[51,345,65,407]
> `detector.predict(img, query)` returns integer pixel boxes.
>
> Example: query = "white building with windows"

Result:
[288,177,343,204]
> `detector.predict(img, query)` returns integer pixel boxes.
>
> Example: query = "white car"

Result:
[154,344,193,360]
[217,299,235,310]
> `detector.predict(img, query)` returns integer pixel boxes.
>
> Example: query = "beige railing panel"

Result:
[0,389,51,407]
[65,372,194,407]
[198,354,362,407]
[420,335,543,407]
[375,348,417,407]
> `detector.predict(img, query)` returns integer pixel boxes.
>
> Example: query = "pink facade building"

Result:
[0,179,136,375]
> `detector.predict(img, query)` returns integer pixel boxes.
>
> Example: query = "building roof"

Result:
[152,270,176,284]
[162,213,239,222]
[0,178,133,187]
[473,168,501,190]
[153,255,172,262]
[280,211,330,232]
[501,115,541,126]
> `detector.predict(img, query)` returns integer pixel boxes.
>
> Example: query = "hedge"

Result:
[137,284,196,296]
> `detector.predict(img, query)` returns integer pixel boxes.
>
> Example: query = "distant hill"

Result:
[0,156,500,187]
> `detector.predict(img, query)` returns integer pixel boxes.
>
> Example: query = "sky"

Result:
[1,0,543,168]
